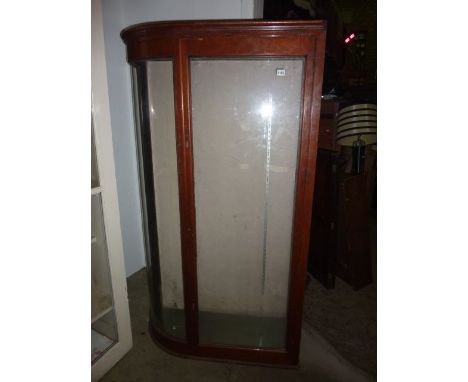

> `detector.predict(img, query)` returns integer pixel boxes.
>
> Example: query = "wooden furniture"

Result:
[121,20,326,366]
[309,100,374,290]
[92,1,132,380]
[335,171,373,289]
[308,100,340,289]
[334,145,376,290]
[317,100,341,152]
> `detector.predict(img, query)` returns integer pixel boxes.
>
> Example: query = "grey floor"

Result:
[303,213,377,377]
[100,269,375,382]
[304,276,376,376]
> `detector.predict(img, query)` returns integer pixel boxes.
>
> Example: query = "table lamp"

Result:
[336,103,377,174]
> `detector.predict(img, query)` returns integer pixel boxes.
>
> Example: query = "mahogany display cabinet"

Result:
[121,20,326,366]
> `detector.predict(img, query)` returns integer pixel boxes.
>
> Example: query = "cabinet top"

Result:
[121,19,327,44]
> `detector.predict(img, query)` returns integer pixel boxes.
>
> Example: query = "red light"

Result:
[345,33,356,44]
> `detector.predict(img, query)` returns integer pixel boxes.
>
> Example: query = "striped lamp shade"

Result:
[336,104,377,146]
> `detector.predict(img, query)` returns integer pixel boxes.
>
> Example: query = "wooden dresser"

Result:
[308,99,374,290]
[308,100,340,289]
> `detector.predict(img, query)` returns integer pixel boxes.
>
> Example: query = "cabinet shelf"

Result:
[91,287,113,324]
[92,328,115,363]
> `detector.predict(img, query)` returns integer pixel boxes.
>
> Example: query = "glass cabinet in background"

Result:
[121,20,326,365]
[92,1,132,380]
[91,123,118,363]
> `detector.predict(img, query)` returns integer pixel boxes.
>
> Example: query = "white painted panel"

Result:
[92,1,132,379]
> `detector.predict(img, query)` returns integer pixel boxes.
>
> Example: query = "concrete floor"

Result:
[304,276,376,376]
[302,213,377,376]
[100,269,375,382]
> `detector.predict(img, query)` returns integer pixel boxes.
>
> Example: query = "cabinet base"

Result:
[148,312,298,367]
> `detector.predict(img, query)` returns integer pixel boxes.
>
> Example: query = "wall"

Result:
[101,0,262,276]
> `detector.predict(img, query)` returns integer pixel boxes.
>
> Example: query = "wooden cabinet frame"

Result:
[121,20,326,366]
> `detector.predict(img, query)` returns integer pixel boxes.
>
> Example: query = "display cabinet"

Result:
[92,1,132,380]
[121,20,326,366]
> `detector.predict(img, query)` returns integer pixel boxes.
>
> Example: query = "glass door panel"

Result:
[132,61,186,340]
[91,123,118,363]
[91,192,118,362]
[91,124,100,189]
[191,59,304,348]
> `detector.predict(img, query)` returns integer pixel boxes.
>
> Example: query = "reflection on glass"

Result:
[259,99,273,120]
[191,59,304,348]
[133,61,186,340]
[91,193,118,363]
[91,121,100,189]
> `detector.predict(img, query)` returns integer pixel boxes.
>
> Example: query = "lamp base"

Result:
[352,140,366,175]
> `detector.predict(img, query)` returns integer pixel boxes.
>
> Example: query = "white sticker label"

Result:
[276,68,286,76]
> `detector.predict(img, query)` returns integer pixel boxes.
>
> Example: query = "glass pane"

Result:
[132,61,185,339]
[191,59,304,348]
[91,193,118,363]
[91,121,100,189]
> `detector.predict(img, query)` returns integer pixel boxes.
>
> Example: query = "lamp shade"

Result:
[336,103,377,146]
